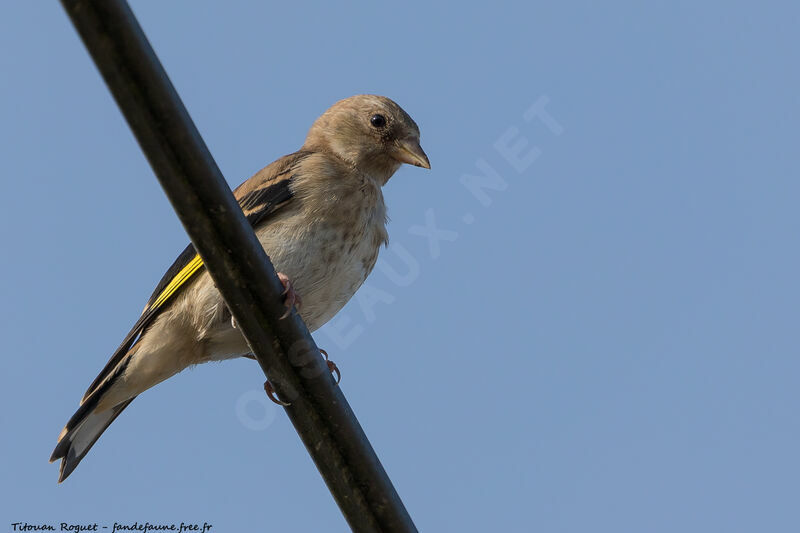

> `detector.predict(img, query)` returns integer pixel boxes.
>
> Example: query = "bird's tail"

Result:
[49,395,135,483]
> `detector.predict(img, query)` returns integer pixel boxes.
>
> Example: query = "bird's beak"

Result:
[393,138,431,169]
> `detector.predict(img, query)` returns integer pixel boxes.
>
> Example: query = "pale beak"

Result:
[393,137,431,169]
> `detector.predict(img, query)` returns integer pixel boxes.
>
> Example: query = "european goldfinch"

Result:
[50,94,430,482]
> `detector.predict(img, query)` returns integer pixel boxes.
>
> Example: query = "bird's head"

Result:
[303,94,430,185]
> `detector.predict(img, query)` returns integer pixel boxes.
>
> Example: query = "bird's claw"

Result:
[319,348,341,385]
[250,348,339,405]
[278,272,302,319]
[264,380,291,406]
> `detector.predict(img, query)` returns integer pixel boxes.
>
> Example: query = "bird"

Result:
[50,94,430,482]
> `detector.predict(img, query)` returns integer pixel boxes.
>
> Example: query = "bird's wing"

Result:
[80,150,311,402]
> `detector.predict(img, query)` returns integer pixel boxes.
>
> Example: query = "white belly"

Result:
[258,215,383,332]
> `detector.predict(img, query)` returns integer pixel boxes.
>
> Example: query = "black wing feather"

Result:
[240,179,296,226]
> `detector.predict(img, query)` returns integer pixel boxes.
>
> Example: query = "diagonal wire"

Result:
[59,1,418,531]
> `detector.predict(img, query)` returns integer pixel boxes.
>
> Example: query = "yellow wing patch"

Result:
[147,253,204,311]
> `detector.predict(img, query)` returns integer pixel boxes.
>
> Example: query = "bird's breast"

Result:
[255,189,387,332]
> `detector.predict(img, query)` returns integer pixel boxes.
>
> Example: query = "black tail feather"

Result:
[50,398,136,482]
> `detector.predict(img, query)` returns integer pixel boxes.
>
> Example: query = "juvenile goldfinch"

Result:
[50,94,430,482]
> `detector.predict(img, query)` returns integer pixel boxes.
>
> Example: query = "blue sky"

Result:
[1,1,799,532]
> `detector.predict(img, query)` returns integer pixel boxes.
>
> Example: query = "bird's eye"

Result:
[370,114,387,128]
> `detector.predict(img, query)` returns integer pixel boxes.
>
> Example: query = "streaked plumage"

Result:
[50,94,429,482]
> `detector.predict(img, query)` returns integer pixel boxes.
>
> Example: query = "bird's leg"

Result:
[262,349,339,405]
[245,348,339,405]
[264,381,291,406]
[319,348,341,385]
[231,272,300,324]
[241,354,288,404]
[242,342,338,405]
[278,272,303,319]
[245,349,340,384]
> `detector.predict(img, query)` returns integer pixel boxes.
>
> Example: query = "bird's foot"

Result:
[245,349,339,383]
[319,348,341,385]
[251,347,339,406]
[264,380,291,406]
[278,272,302,319]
